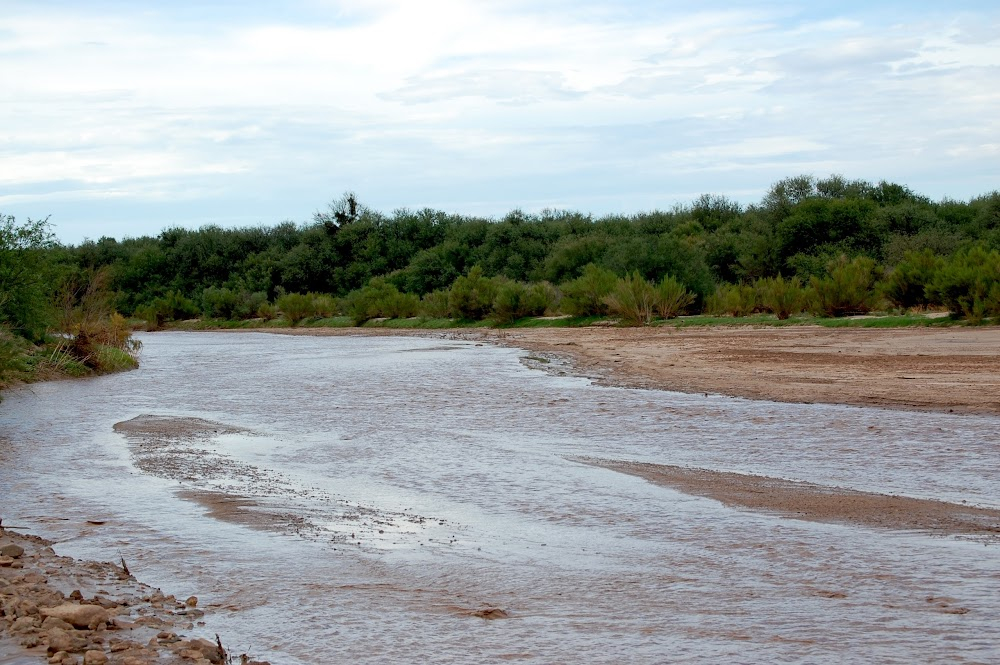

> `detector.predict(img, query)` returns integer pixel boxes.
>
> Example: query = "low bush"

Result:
[419,289,451,318]
[605,271,657,326]
[757,275,805,320]
[881,249,945,310]
[655,274,695,319]
[706,283,756,316]
[342,278,419,325]
[276,292,315,325]
[559,264,617,316]
[449,266,497,320]
[808,256,880,317]
[926,245,1000,322]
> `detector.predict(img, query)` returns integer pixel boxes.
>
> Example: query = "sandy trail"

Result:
[260,324,1000,414]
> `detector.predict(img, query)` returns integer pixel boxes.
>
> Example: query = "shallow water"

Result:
[2,331,999,664]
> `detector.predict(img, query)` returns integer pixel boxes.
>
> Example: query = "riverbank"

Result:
[0,528,269,665]
[251,325,1000,415]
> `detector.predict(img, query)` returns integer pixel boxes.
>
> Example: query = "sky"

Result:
[1,1,999,244]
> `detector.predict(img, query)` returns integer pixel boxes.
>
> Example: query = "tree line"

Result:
[3,175,1000,353]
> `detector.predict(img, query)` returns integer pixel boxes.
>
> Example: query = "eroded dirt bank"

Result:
[579,458,1000,540]
[258,325,1000,414]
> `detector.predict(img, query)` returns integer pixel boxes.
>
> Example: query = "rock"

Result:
[11,615,40,633]
[48,651,69,664]
[46,627,89,654]
[187,637,224,664]
[42,616,76,631]
[0,543,24,558]
[185,596,198,607]
[40,603,109,629]
[83,650,108,665]
[0,556,14,567]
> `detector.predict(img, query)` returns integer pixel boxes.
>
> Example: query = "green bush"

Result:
[419,289,451,318]
[276,292,315,325]
[706,283,756,316]
[757,275,805,320]
[342,278,419,325]
[310,293,339,318]
[491,281,555,324]
[559,264,617,316]
[201,286,239,319]
[881,249,945,310]
[808,255,880,317]
[449,266,497,320]
[605,271,657,326]
[926,246,1000,321]
[655,274,695,319]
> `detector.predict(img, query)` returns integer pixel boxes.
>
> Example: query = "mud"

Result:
[580,458,1000,539]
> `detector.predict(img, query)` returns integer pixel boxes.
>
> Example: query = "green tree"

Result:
[0,215,56,341]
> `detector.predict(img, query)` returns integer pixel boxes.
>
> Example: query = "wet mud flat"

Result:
[581,458,1000,540]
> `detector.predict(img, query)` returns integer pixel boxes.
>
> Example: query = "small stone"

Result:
[0,556,14,567]
[46,627,89,654]
[0,543,24,558]
[83,650,108,665]
[42,616,75,631]
[11,615,40,634]
[185,596,198,607]
[40,603,109,630]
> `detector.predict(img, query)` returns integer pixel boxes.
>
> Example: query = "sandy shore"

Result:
[262,324,1000,415]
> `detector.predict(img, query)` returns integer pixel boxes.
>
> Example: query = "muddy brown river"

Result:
[2,332,999,663]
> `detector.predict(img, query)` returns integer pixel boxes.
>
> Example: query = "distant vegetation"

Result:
[3,176,1000,366]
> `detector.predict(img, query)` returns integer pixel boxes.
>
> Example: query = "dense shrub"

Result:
[449,266,497,320]
[706,283,756,317]
[559,264,617,316]
[418,289,451,318]
[926,246,1000,322]
[492,280,555,323]
[808,256,880,317]
[275,292,315,325]
[757,275,805,320]
[342,278,419,325]
[605,272,657,326]
[655,275,695,319]
[881,249,945,310]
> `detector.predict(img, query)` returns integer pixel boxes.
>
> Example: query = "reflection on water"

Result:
[2,331,999,664]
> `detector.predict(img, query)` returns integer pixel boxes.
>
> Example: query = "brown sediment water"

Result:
[2,331,999,664]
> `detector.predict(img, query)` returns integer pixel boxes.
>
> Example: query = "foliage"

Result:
[492,280,556,324]
[880,249,945,310]
[654,275,695,319]
[605,272,657,326]
[757,275,805,320]
[342,278,419,325]
[276,292,315,325]
[706,283,756,317]
[0,215,56,341]
[808,256,881,317]
[926,246,1000,321]
[419,289,451,318]
[559,264,617,316]
[448,266,498,320]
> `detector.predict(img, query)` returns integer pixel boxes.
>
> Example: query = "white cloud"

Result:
[1,1,998,242]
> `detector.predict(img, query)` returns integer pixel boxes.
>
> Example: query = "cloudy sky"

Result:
[2,1,998,243]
